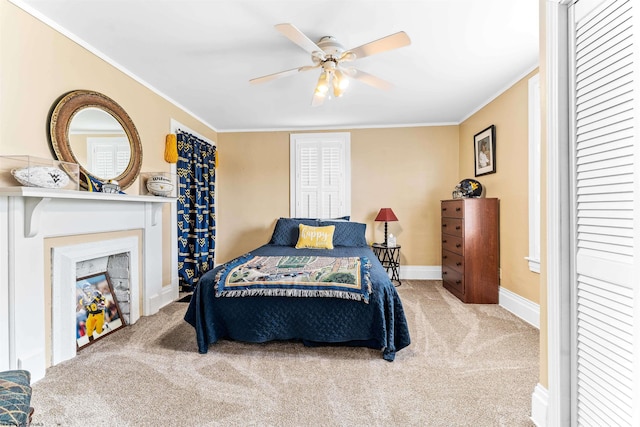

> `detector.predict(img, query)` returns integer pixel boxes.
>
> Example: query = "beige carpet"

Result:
[31,280,538,426]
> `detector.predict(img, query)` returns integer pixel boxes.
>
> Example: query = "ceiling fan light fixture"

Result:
[340,52,357,62]
[315,71,330,96]
[332,69,349,97]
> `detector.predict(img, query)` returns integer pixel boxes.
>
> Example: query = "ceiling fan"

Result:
[250,23,411,106]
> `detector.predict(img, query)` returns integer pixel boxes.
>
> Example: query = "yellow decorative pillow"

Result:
[295,224,335,249]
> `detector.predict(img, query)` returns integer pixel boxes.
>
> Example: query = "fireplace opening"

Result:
[51,236,140,366]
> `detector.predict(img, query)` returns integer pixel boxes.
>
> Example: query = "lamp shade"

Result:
[375,208,398,222]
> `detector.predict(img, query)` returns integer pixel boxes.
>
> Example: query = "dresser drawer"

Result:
[442,234,464,255]
[442,265,465,295]
[442,250,464,274]
[441,217,463,237]
[441,200,464,218]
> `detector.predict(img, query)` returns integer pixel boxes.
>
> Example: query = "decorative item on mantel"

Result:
[374,208,399,246]
[81,172,125,194]
[101,180,121,194]
[82,172,102,192]
[0,155,79,190]
[140,172,177,197]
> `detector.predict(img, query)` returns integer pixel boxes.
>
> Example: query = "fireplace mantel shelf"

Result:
[0,186,176,203]
[0,187,176,237]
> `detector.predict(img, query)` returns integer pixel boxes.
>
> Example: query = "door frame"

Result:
[545,0,572,425]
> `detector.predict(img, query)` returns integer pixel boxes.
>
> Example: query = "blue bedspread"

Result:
[184,244,411,361]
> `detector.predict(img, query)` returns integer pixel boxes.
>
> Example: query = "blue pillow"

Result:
[270,218,319,246]
[318,221,368,247]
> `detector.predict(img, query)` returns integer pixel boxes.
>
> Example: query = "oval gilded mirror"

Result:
[49,90,142,190]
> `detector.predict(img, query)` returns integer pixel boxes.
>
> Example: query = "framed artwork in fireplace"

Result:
[76,272,125,350]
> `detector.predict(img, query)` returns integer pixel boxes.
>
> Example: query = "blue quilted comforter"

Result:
[184,244,411,361]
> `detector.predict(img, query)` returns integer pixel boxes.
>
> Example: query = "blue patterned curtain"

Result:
[177,130,216,292]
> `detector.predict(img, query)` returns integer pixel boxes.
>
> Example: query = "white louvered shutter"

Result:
[87,137,131,179]
[299,144,320,218]
[319,144,343,218]
[570,0,639,425]
[291,133,350,218]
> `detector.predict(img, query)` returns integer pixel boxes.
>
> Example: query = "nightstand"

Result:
[371,243,401,286]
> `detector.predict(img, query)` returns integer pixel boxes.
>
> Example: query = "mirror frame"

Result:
[49,90,143,190]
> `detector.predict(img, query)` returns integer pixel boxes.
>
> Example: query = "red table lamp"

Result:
[375,208,398,246]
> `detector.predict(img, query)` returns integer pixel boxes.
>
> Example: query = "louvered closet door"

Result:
[571,0,639,425]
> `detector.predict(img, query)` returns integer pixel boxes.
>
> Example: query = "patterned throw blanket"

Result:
[214,254,372,303]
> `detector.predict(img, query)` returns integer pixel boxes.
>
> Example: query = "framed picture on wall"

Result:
[474,125,496,177]
[76,272,125,350]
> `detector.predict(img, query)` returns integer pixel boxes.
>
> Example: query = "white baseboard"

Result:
[499,286,540,328]
[399,267,541,329]
[530,383,548,426]
[18,350,46,383]
[399,265,442,280]
[161,282,179,308]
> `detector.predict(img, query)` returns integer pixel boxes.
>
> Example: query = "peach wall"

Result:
[459,69,540,304]
[217,126,459,266]
[0,1,217,286]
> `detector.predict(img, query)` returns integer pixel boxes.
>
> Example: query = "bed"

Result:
[184,218,411,361]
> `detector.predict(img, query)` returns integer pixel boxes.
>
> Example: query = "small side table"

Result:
[371,243,401,286]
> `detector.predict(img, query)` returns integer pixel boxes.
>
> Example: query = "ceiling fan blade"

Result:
[275,23,325,58]
[344,31,411,61]
[347,68,394,91]
[250,65,317,85]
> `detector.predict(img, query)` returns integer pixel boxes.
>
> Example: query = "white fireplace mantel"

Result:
[0,187,177,381]
[0,187,170,237]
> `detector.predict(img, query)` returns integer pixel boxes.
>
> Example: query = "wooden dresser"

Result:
[441,198,499,303]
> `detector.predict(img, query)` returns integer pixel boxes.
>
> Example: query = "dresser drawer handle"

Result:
[442,271,448,275]
[455,280,462,284]
[455,226,461,230]
[456,244,461,248]
[442,208,447,211]
[442,224,447,227]
[455,207,461,211]
[442,239,447,243]
[456,262,462,266]
[443,255,448,259]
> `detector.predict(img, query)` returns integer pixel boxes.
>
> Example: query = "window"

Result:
[87,137,130,179]
[290,132,351,218]
[526,74,541,273]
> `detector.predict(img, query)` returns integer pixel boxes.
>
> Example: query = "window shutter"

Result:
[93,149,115,178]
[88,138,130,179]
[319,144,343,218]
[291,133,350,218]
[299,144,319,218]
[116,149,130,174]
[571,0,638,424]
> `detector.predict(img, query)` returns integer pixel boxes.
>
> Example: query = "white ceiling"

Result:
[17,0,539,132]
